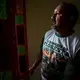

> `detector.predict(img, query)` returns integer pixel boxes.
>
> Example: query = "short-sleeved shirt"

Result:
[41,28,80,80]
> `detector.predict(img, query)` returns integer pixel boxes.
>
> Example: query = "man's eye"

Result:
[54,13,60,16]
[54,13,57,16]
[57,13,62,16]
[56,13,59,14]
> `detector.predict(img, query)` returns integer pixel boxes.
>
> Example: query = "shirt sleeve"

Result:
[40,36,44,53]
[63,50,80,80]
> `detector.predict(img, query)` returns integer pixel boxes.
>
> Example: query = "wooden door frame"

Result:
[6,0,29,79]
[6,0,19,79]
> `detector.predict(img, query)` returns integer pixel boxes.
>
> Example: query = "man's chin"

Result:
[54,24,60,30]
[51,23,57,28]
[51,22,60,29]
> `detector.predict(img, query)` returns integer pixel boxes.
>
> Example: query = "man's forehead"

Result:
[54,5,63,13]
[54,8,57,13]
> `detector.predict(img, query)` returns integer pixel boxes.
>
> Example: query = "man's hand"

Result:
[43,50,56,60]
[29,65,35,75]
[43,50,50,58]
[29,52,42,76]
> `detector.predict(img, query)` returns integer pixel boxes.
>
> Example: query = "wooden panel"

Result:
[16,0,24,15]
[16,25,24,45]
[0,72,12,80]
[0,20,11,71]
[0,0,7,19]
[19,56,26,72]
[15,16,24,24]
[17,46,25,55]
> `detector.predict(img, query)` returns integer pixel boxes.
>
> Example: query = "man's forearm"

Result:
[62,61,74,80]
[63,50,80,80]
[32,52,42,69]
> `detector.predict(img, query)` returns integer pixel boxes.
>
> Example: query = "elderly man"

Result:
[29,2,80,80]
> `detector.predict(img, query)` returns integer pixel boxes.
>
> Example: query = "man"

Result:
[29,2,80,80]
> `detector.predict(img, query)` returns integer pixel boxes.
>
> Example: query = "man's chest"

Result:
[43,37,70,60]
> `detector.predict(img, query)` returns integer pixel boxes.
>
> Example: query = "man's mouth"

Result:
[51,23,57,29]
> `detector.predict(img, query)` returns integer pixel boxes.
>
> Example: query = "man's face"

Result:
[51,5,65,27]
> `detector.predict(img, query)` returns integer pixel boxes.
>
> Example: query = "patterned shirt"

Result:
[41,28,80,80]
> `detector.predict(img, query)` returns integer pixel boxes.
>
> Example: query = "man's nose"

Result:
[51,15,56,22]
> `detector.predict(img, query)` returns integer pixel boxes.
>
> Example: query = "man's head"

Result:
[51,2,79,30]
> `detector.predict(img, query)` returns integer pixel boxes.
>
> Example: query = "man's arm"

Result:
[32,36,45,69]
[29,51,42,70]
[29,36,44,75]
[63,50,80,80]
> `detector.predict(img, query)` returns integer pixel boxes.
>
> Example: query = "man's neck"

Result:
[55,27,75,37]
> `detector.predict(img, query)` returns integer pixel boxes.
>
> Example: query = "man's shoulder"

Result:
[44,29,55,38]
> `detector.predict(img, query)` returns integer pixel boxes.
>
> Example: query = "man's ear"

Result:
[70,16,75,21]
